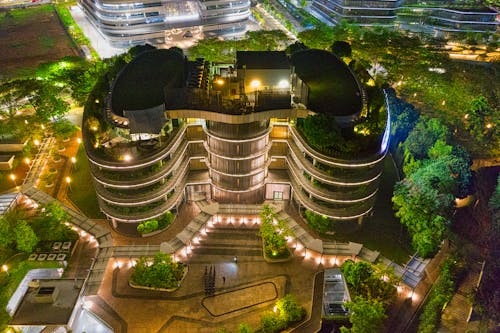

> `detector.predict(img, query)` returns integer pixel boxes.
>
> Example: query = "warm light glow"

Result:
[77,138,82,144]
[66,177,71,184]
[34,139,40,146]
[2,265,7,272]
[397,81,402,86]
[71,157,76,164]
[305,251,311,259]
[41,124,45,130]
[413,92,417,97]
[24,158,30,164]
[9,174,15,181]
[278,79,289,89]
[486,123,492,129]
[250,80,261,89]
[114,261,122,269]
[464,114,469,119]
[123,154,132,162]
[441,100,446,106]
[216,79,224,85]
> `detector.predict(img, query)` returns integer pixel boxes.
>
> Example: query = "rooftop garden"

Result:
[291,49,362,117]
[111,48,186,116]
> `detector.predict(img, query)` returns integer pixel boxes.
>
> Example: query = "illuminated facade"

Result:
[83,49,390,232]
[78,0,250,47]
[309,0,498,37]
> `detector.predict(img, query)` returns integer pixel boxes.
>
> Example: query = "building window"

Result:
[273,191,283,200]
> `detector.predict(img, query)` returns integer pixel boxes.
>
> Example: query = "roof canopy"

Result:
[123,105,166,134]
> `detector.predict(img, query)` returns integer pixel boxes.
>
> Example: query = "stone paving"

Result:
[16,131,448,333]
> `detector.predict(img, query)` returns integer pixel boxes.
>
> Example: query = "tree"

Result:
[341,297,386,333]
[275,294,306,323]
[260,312,285,333]
[331,41,352,59]
[14,220,38,253]
[31,202,72,241]
[30,82,69,122]
[259,205,293,258]
[130,253,185,289]
[238,323,252,333]
[403,117,449,160]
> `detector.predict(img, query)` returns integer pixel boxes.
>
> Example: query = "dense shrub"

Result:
[130,253,185,289]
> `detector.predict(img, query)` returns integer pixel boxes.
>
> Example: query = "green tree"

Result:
[260,312,285,333]
[403,117,449,160]
[259,205,293,258]
[275,294,306,323]
[31,202,72,241]
[238,323,252,333]
[304,210,331,234]
[131,253,185,289]
[14,220,38,253]
[30,82,69,121]
[341,297,386,333]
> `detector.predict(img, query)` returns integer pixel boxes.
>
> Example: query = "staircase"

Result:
[190,224,263,262]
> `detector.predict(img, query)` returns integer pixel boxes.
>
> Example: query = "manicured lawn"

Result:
[291,49,362,116]
[332,156,412,264]
[111,49,185,116]
[67,145,103,219]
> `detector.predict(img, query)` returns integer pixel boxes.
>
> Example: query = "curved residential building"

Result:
[78,0,250,47]
[309,0,498,38]
[83,48,390,233]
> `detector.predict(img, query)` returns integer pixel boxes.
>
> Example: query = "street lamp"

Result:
[71,157,77,171]
[66,176,71,191]
[2,265,8,276]
[9,174,16,187]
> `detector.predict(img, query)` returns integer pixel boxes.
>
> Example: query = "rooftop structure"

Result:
[9,278,85,331]
[322,268,351,318]
[78,0,251,47]
[83,48,390,233]
[309,0,498,38]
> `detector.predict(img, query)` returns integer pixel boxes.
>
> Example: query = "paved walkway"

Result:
[18,131,441,333]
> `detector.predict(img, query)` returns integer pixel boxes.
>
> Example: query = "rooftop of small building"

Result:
[9,279,84,326]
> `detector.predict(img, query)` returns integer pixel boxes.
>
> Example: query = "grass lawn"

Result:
[332,155,413,264]
[291,49,362,116]
[67,145,103,219]
[111,49,185,116]
[0,259,61,329]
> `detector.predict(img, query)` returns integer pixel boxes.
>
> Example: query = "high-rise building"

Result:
[309,0,498,38]
[78,0,251,47]
[83,48,390,233]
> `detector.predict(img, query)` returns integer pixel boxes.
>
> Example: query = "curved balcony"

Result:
[99,175,188,223]
[86,124,188,171]
[288,126,386,168]
[288,175,374,220]
[95,156,191,206]
[90,138,192,189]
[285,155,379,203]
[271,138,383,186]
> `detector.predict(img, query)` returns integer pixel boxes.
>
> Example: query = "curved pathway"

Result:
[19,133,433,333]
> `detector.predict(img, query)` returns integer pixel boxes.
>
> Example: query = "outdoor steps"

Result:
[192,226,263,257]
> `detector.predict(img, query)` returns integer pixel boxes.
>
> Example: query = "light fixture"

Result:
[250,80,261,89]
[278,79,289,88]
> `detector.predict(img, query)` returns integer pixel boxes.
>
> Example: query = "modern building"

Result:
[77,0,251,47]
[83,48,390,234]
[309,0,498,38]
